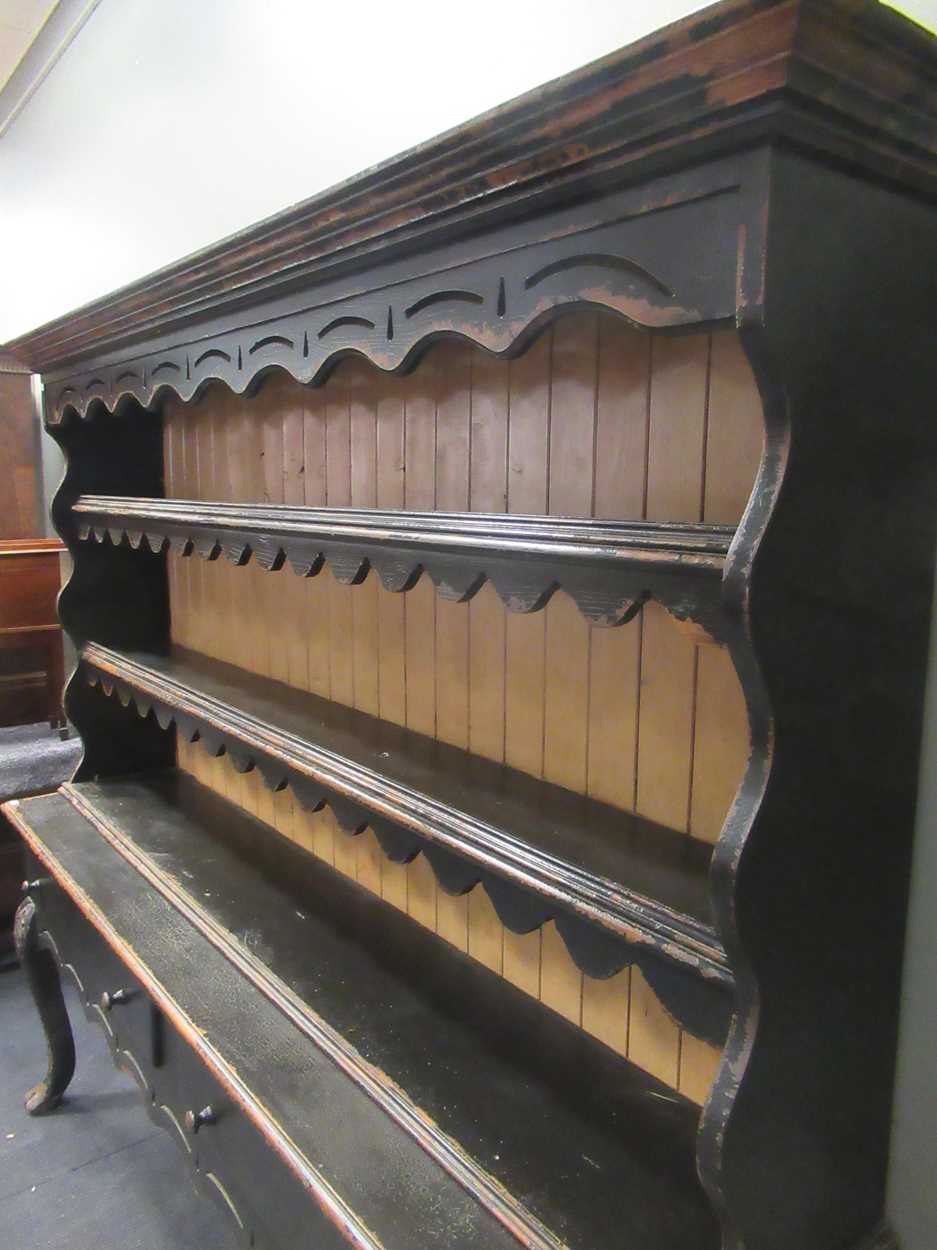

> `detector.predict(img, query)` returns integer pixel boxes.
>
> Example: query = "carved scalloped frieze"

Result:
[75,498,734,638]
[44,183,741,426]
[83,664,734,1046]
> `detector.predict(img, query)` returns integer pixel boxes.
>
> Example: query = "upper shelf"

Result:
[79,639,733,1045]
[74,495,734,635]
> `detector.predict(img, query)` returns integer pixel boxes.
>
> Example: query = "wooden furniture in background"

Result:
[0,538,66,731]
[5,3,937,1248]
[0,353,41,541]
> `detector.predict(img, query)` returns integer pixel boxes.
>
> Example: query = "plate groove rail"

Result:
[74,495,735,636]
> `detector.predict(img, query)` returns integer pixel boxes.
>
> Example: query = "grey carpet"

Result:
[0,967,238,1250]
[0,723,82,803]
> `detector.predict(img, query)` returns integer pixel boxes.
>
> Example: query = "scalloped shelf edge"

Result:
[78,520,730,639]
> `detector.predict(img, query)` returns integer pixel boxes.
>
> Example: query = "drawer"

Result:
[24,865,287,1249]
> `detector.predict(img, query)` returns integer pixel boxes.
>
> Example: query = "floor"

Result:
[0,722,81,804]
[0,965,237,1250]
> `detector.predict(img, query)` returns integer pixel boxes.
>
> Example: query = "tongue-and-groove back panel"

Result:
[162,311,763,1102]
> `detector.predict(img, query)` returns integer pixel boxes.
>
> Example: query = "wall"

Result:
[1,0,935,1243]
[0,0,706,343]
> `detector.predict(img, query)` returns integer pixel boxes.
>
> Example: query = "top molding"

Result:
[8,0,937,376]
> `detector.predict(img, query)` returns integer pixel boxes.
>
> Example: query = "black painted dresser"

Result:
[5,3,937,1248]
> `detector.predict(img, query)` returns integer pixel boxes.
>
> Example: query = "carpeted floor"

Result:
[0,723,81,804]
[0,966,238,1250]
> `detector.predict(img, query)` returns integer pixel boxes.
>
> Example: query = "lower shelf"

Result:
[7,771,720,1250]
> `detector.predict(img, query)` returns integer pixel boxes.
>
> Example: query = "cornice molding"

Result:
[9,0,937,374]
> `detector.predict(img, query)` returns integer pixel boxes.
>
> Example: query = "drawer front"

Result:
[26,862,313,1250]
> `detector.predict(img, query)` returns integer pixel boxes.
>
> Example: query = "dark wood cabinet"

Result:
[4,3,937,1248]
[0,538,67,731]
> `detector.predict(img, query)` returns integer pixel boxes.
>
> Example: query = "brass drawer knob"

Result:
[99,988,135,1013]
[185,1105,216,1135]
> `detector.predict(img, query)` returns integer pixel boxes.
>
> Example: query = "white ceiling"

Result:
[0,0,57,93]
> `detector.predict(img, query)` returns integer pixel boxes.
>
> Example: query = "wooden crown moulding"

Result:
[74,495,735,636]
[79,640,733,1047]
[8,0,937,382]
[38,160,745,426]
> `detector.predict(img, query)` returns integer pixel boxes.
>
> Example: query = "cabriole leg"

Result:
[13,894,76,1114]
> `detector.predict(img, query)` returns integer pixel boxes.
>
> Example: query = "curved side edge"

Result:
[695,309,784,1250]
[46,404,175,782]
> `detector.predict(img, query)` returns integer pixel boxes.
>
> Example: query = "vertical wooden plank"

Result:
[628,968,681,1087]
[468,351,508,764]
[630,333,710,1085]
[355,828,384,897]
[689,330,762,844]
[433,344,474,947]
[402,352,439,926]
[332,812,359,879]
[582,968,630,1057]
[376,375,407,728]
[539,316,592,1016]
[190,397,214,659]
[636,335,710,831]
[348,363,382,890]
[470,350,509,513]
[467,888,503,973]
[593,319,651,520]
[679,1035,722,1106]
[326,368,354,708]
[164,398,189,775]
[703,330,763,525]
[543,314,598,792]
[503,328,552,990]
[635,602,697,830]
[350,363,379,718]
[434,341,471,511]
[644,335,710,524]
[539,922,582,1026]
[225,388,260,818]
[434,342,471,755]
[405,573,438,925]
[302,388,330,700]
[289,385,329,857]
[468,584,505,763]
[587,319,648,809]
[690,646,750,843]
[201,389,237,804]
[435,598,469,750]
[587,623,641,809]
[403,353,437,736]
[501,924,541,997]
[543,592,591,792]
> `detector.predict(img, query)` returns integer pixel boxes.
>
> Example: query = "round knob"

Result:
[99,988,135,1013]
[185,1106,216,1135]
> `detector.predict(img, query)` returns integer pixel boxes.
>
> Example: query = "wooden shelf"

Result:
[80,639,732,1044]
[33,770,719,1250]
[74,495,734,635]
